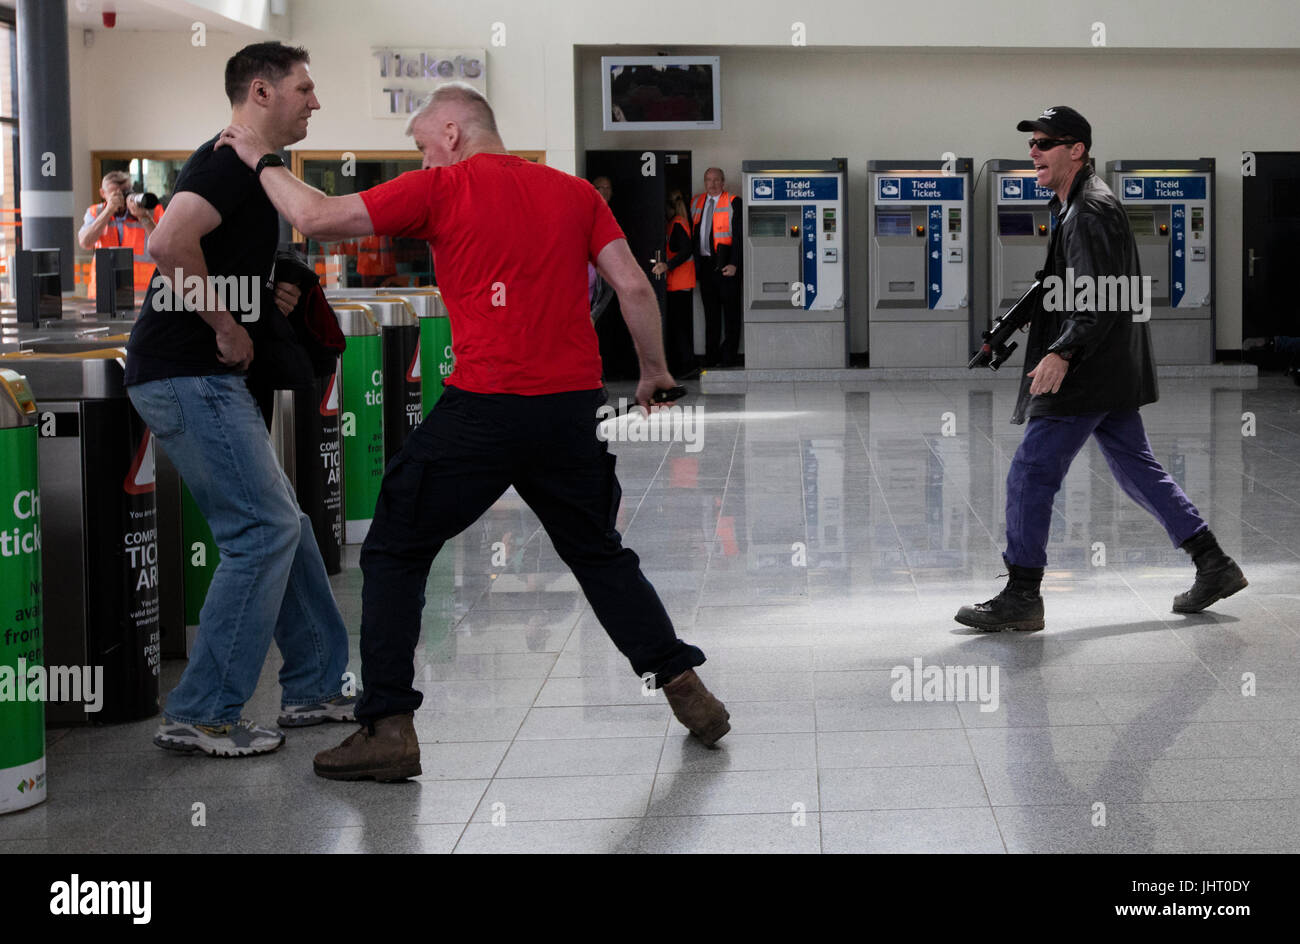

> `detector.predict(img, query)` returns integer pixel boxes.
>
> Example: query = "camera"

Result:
[128,192,160,210]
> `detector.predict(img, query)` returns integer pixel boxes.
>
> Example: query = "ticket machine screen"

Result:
[998,212,1034,237]
[876,211,912,237]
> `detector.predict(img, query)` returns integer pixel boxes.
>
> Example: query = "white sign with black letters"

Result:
[370,47,487,118]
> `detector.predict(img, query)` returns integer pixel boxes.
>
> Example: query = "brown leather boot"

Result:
[313,713,421,782]
[662,669,730,746]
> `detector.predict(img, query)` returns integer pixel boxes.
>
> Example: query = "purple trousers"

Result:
[1005,410,1207,568]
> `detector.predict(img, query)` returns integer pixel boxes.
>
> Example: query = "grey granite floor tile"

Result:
[821,808,1005,853]
[819,765,989,811]
[992,802,1190,853]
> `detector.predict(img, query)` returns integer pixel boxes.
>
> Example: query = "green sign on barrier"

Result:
[419,315,454,416]
[0,424,45,813]
[341,334,385,544]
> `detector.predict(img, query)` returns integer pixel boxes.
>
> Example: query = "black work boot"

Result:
[1173,529,1248,613]
[955,564,1046,632]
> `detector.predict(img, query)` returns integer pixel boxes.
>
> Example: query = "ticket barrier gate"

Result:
[333,304,384,544]
[368,297,422,462]
[378,290,453,415]
[0,350,161,725]
[0,367,44,810]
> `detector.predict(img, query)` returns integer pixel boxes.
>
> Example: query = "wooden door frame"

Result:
[89,150,192,203]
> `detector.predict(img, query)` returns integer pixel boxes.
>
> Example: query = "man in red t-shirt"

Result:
[219,84,729,780]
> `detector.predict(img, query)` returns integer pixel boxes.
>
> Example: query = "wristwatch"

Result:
[255,153,286,176]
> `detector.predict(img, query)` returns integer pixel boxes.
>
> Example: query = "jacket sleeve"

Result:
[1047,210,1126,363]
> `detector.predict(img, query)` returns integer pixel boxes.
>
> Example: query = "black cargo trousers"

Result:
[354,384,705,722]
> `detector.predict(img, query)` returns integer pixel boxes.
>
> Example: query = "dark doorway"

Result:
[583,149,692,379]
[1243,152,1300,343]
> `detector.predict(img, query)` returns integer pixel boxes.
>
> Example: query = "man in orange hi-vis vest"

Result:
[690,166,743,368]
[78,170,163,299]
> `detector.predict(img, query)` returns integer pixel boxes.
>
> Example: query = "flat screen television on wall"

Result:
[600,56,721,132]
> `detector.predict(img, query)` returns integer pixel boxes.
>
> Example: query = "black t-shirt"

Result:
[124,135,278,385]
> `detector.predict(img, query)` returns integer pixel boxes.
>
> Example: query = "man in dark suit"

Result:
[691,167,743,367]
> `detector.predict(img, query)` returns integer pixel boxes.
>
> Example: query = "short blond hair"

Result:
[405,82,498,137]
[102,170,131,188]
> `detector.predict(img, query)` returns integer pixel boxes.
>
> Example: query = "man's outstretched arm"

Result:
[216,124,373,241]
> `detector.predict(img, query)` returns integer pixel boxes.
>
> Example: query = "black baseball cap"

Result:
[1017,106,1092,150]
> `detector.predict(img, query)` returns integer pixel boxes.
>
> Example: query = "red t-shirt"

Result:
[360,153,624,395]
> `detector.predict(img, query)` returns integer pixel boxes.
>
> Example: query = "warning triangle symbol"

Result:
[124,430,155,495]
[320,372,339,416]
[407,339,421,383]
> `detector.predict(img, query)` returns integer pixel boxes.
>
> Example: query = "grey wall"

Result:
[579,46,1300,353]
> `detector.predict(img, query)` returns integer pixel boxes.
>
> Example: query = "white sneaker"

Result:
[154,719,284,757]
[278,693,358,728]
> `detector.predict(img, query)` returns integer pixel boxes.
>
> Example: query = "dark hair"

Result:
[225,42,310,105]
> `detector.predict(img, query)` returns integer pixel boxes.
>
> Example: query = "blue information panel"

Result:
[751,176,840,201]
[1171,204,1185,307]
[802,204,817,308]
[927,205,942,308]
[1119,176,1208,200]
[877,175,965,202]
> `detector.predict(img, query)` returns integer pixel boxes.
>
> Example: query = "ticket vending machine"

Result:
[742,159,848,368]
[868,159,973,366]
[1106,159,1215,364]
[987,159,1056,369]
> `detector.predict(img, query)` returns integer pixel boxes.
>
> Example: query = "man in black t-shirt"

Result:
[125,42,354,758]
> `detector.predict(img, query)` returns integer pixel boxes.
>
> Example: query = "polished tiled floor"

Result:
[7,373,1300,853]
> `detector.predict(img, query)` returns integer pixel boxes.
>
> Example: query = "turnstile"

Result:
[0,350,161,725]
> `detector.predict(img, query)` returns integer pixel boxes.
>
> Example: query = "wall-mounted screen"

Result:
[601,56,721,132]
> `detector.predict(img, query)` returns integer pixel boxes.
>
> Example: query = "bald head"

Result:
[703,167,725,197]
[405,83,505,168]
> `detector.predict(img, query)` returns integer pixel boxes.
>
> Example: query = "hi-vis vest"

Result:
[665,215,695,292]
[691,191,734,253]
[357,235,396,277]
[85,202,162,299]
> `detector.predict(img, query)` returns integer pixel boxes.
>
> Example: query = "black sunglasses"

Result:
[1028,137,1076,152]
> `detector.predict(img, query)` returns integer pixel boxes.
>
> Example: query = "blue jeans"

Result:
[128,374,350,726]
[1006,410,1207,569]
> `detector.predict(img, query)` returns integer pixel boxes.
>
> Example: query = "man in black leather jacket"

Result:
[956,106,1246,632]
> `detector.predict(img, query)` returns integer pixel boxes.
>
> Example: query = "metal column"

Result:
[16,0,76,290]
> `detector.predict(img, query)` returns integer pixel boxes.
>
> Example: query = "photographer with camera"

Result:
[77,169,163,299]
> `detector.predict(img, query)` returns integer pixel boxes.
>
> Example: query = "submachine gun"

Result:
[968,279,1044,371]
